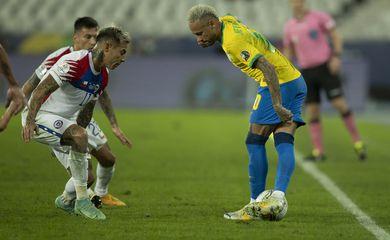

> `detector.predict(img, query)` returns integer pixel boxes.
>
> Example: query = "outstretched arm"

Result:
[22,76,59,142]
[99,90,132,148]
[253,56,292,122]
[99,90,118,127]
[0,44,26,115]
[77,100,96,128]
[0,44,18,87]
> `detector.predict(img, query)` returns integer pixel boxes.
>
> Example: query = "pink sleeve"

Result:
[316,11,336,32]
[283,22,292,48]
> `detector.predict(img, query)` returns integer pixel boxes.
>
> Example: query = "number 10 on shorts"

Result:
[252,94,261,110]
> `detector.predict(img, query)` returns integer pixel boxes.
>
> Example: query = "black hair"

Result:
[74,17,99,33]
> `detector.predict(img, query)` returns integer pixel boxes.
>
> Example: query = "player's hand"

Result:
[112,125,132,148]
[22,121,38,143]
[0,101,16,132]
[274,104,293,123]
[6,86,27,115]
[328,56,341,75]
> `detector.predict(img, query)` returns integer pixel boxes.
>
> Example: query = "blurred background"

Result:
[1,2,390,238]
[0,0,388,112]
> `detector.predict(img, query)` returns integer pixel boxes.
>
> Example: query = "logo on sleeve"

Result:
[58,62,70,75]
[36,64,48,76]
[240,51,250,61]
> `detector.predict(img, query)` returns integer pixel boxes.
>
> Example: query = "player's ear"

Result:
[208,19,214,28]
[209,19,217,29]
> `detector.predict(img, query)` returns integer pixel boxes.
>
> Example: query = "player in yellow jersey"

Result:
[188,5,307,221]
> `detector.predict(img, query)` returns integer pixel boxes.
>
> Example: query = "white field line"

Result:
[295,151,390,240]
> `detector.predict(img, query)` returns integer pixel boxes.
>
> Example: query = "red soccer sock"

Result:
[309,119,324,155]
[342,111,361,143]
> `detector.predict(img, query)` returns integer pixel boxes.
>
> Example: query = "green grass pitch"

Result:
[0,110,389,239]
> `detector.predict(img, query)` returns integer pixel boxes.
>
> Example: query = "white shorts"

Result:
[22,109,108,169]
[21,109,75,149]
[51,119,107,169]
[86,118,108,151]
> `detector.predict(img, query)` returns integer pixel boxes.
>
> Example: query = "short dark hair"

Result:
[74,17,99,33]
[96,26,130,45]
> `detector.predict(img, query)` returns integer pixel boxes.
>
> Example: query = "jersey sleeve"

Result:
[35,62,48,80]
[225,39,263,68]
[34,47,70,80]
[316,11,336,32]
[47,55,79,87]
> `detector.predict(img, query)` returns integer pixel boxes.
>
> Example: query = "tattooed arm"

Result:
[98,90,132,148]
[99,90,117,127]
[254,56,292,122]
[77,100,96,128]
[22,73,41,99]
[0,44,26,115]
[22,75,59,142]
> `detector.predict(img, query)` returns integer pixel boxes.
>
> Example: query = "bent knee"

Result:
[62,125,88,151]
[99,152,116,167]
[71,127,88,143]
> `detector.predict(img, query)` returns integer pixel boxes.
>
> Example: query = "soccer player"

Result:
[0,44,26,131]
[22,17,131,207]
[188,5,307,220]
[283,0,366,161]
[22,27,130,220]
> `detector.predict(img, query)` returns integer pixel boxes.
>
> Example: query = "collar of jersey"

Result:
[220,21,225,45]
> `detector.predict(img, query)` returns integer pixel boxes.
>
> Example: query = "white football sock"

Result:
[62,177,76,204]
[272,190,285,200]
[87,188,95,198]
[250,198,256,203]
[68,149,88,200]
[63,178,95,203]
[94,163,115,197]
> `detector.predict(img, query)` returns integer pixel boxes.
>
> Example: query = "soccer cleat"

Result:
[256,197,284,221]
[55,195,75,214]
[90,195,103,209]
[74,198,106,220]
[101,194,127,207]
[223,203,261,221]
[354,141,367,161]
[304,149,326,162]
[87,189,103,208]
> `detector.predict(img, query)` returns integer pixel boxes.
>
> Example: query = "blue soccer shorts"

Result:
[250,75,307,127]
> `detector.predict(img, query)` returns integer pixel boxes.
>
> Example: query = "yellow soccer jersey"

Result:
[220,15,301,87]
